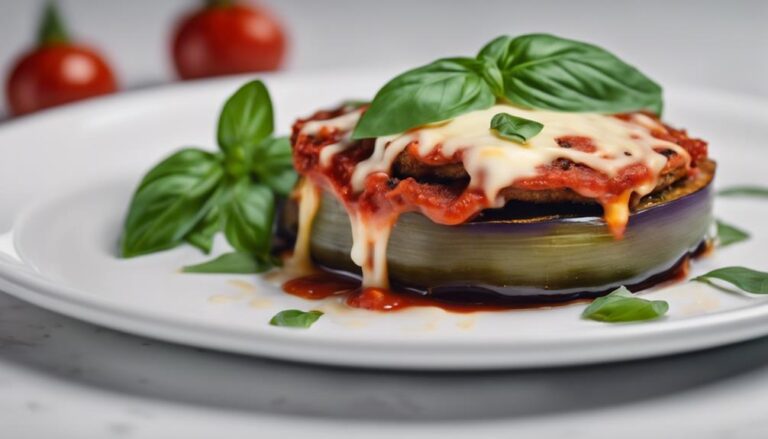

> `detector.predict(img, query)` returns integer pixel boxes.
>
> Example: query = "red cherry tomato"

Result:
[7,45,117,116]
[5,3,117,116]
[172,2,287,80]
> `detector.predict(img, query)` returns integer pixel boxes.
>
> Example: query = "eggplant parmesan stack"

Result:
[282,104,714,305]
[282,35,715,307]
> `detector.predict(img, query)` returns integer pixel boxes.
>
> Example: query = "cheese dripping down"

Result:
[284,177,321,276]
[298,105,690,288]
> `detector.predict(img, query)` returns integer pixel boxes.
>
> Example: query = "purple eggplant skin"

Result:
[308,179,714,302]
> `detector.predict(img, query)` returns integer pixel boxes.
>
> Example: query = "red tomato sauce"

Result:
[281,242,707,312]
[291,106,708,234]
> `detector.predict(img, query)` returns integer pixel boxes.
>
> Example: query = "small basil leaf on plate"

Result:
[694,267,768,294]
[270,310,324,328]
[218,80,274,175]
[253,136,298,196]
[121,149,223,258]
[352,57,496,139]
[582,286,669,323]
[718,186,768,197]
[221,179,275,255]
[490,112,544,143]
[182,251,273,274]
[478,34,663,115]
[716,220,750,248]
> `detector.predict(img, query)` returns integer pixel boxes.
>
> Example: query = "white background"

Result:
[1,1,768,438]
[1,0,767,108]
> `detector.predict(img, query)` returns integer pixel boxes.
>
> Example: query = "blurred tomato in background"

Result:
[172,0,287,80]
[5,2,118,117]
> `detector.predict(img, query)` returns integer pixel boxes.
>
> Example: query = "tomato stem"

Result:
[205,0,235,7]
[37,1,70,46]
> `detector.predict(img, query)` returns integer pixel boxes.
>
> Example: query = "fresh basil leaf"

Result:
[716,220,750,248]
[478,56,504,97]
[182,251,272,274]
[218,80,274,175]
[185,200,222,254]
[352,57,496,139]
[478,34,663,115]
[222,179,275,255]
[269,309,324,328]
[582,286,669,323]
[718,186,768,197]
[490,112,544,143]
[121,149,223,258]
[253,136,298,196]
[694,267,768,294]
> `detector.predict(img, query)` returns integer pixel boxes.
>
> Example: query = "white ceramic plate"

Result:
[1,71,767,370]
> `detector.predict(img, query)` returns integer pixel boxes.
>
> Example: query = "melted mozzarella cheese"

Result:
[348,212,393,288]
[301,109,362,136]
[285,178,321,276]
[350,105,687,204]
[299,104,691,288]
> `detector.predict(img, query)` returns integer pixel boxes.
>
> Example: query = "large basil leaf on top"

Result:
[217,81,274,175]
[252,136,297,196]
[478,34,663,115]
[121,149,223,258]
[221,179,275,255]
[352,58,496,139]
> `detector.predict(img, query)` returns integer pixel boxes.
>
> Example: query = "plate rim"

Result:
[1,71,768,369]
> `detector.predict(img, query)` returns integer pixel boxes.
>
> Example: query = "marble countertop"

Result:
[1,0,767,437]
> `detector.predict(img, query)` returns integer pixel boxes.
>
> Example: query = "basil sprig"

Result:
[121,80,296,272]
[353,34,662,139]
[582,286,669,323]
[269,310,324,328]
[490,113,544,143]
[716,220,750,248]
[694,267,768,294]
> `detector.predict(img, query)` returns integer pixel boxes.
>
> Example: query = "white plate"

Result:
[1,71,767,370]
